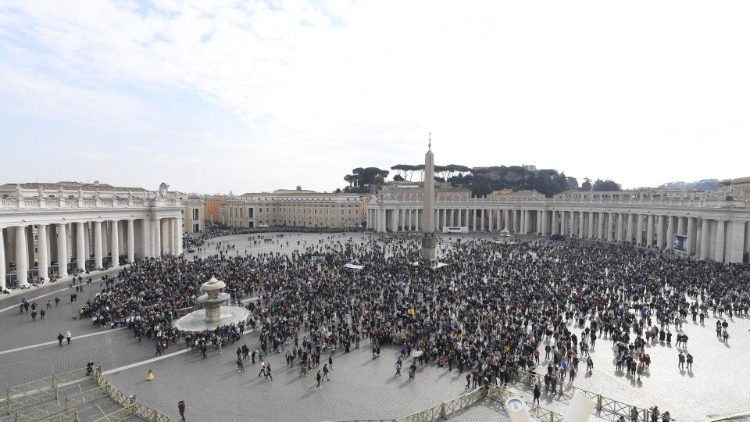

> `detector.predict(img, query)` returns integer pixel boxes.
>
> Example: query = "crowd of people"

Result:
[37,231,749,418]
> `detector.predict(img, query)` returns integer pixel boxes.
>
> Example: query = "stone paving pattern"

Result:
[1,232,748,422]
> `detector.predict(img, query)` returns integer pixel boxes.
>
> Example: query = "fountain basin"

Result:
[173,305,250,332]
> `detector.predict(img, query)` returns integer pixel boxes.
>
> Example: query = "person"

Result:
[155,343,163,357]
[650,406,660,422]
[66,330,72,345]
[258,361,266,378]
[146,369,154,381]
[316,370,322,389]
[265,362,273,380]
[631,405,639,422]
[686,353,693,370]
[395,358,402,376]
[323,363,330,381]
[533,384,541,406]
[237,356,245,372]
[57,332,64,348]
[678,352,685,370]
[178,400,186,421]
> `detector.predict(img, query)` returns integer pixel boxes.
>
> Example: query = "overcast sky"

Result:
[1,1,749,194]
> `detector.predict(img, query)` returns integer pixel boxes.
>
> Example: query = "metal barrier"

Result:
[391,384,562,422]
[92,370,174,422]
[513,369,650,422]
[3,368,88,415]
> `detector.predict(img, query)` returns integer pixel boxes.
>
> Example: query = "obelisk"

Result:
[421,134,437,261]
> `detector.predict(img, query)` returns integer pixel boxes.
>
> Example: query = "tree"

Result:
[593,179,621,191]
[581,177,592,191]
[393,174,404,181]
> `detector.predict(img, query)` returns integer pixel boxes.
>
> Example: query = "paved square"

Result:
[1,232,748,422]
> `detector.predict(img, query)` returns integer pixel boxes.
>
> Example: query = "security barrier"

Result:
[91,370,174,422]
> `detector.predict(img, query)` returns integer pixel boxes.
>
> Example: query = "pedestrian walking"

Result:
[66,330,72,345]
[177,400,186,421]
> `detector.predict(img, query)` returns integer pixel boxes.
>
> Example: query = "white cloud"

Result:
[1,0,749,192]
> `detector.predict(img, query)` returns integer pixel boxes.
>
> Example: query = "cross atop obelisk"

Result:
[421,132,437,261]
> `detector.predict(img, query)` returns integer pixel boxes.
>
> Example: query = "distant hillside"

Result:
[659,179,719,191]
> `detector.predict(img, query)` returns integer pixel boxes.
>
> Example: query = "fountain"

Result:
[173,276,250,332]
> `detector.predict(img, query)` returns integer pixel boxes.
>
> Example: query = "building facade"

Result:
[221,190,365,229]
[0,182,184,291]
[182,196,205,234]
[204,196,224,223]
[367,184,750,264]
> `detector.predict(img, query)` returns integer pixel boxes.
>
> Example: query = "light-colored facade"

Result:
[182,196,205,234]
[368,184,750,264]
[221,190,365,229]
[0,182,184,290]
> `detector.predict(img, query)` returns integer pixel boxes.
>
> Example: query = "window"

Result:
[192,208,199,220]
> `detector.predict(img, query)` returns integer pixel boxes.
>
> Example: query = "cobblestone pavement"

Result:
[1,232,748,422]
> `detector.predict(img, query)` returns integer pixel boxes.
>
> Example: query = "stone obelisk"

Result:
[421,135,437,261]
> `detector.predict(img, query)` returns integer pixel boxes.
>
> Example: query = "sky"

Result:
[1,0,749,194]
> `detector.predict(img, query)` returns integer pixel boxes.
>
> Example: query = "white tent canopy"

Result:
[344,263,364,270]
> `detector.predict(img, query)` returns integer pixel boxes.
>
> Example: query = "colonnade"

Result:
[367,207,541,235]
[367,206,750,264]
[1,216,183,291]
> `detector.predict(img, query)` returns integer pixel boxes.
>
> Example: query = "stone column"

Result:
[110,220,120,267]
[171,218,179,256]
[472,210,477,232]
[75,222,86,271]
[635,214,643,245]
[560,211,567,236]
[586,212,594,239]
[687,217,696,256]
[93,221,103,269]
[16,226,28,287]
[616,214,623,242]
[141,219,151,258]
[727,220,746,263]
[606,213,613,242]
[700,218,710,261]
[656,216,665,250]
[536,210,547,236]
[37,224,49,281]
[677,217,685,236]
[127,220,135,263]
[646,215,654,247]
[597,212,604,240]
[578,212,585,238]
[480,209,485,231]
[153,218,162,256]
[666,216,674,250]
[48,226,56,276]
[715,220,726,263]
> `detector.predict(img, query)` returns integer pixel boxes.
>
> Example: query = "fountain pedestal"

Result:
[173,276,250,333]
